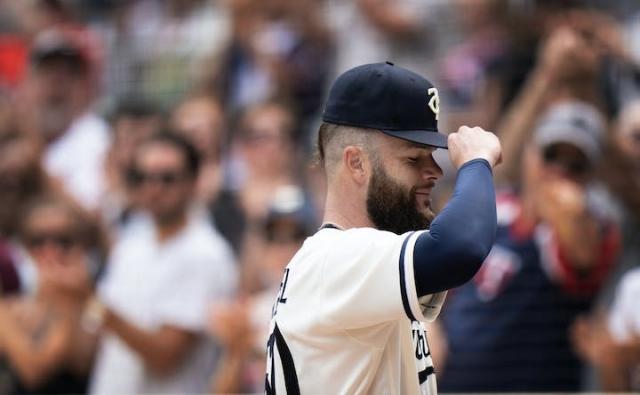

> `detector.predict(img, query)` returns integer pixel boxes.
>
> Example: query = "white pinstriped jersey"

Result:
[265,227,447,395]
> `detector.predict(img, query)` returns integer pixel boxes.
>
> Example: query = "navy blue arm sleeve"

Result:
[413,158,497,296]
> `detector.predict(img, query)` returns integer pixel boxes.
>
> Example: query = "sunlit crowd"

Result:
[0,0,639,393]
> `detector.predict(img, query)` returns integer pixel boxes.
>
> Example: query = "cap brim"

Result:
[380,129,448,149]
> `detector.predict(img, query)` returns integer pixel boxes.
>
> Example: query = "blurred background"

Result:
[0,0,639,393]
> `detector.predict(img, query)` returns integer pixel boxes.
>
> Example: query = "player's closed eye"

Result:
[408,154,426,164]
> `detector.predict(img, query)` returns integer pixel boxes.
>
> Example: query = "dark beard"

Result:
[366,163,433,234]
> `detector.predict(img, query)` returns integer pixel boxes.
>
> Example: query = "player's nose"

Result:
[423,154,443,181]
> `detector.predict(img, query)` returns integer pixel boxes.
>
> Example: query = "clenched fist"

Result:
[448,126,502,169]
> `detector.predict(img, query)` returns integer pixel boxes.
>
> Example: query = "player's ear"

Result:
[344,145,369,184]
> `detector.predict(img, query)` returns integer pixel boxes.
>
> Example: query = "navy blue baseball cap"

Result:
[322,62,448,149]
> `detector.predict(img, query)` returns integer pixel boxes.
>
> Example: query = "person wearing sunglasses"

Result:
[102,98,163,232]
[209,185,315,393]
[0,196,103,394]
[438,100,620,392]
[88,131,237,395]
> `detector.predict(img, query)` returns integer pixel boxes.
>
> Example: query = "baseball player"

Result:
[265,62,502,394]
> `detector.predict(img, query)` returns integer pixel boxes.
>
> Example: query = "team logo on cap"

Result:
[427,88,440,121]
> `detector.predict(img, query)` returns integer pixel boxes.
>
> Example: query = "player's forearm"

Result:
[413,159,497,296]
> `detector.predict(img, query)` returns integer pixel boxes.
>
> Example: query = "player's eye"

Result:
[407,157,419,164]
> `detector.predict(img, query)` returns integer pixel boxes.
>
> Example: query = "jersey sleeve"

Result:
[319,229,433,329]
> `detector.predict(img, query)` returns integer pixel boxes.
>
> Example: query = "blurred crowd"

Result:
[0,0,639,393]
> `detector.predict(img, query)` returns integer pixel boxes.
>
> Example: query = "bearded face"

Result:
[366,159,434,234]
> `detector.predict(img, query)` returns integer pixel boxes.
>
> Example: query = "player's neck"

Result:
[323,190,374,230]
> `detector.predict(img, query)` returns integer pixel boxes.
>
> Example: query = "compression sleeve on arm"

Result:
[413,158,497,296]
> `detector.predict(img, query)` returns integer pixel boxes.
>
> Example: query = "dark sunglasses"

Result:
[127,169,188,187]
[542,146,591,176]
[25,232,77,250]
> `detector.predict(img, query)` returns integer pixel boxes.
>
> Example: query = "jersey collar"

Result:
[319,223,342,230]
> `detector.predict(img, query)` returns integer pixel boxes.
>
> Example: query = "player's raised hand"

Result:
[448,126,502,169]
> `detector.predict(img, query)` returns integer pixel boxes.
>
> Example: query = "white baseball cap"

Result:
[534,101,606,164]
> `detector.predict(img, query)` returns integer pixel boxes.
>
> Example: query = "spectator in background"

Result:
[0,23,28,92]
[96,0,231,109]
[209,185,314,393]
[0,108,48,296]
[572,99,640,392]
[260,0,333,139]
[438,101,619,392]
[474,1,628,131]
[494,22,604,187]
[0,196,103,394]
[7,0,92,41]
[170,94,225,205]
[231,100,301,222]
[224,100,311,281]
[437,0,508,128]
[603,269,640,391]
[0,0,102,92]
[170,93,247,253]
[18,30,110,211]
[573,265,640,392]
[89,132,237,394]
[325,0,447,77]
[208,0,332,142]
[595,98,640,288]
[206,0,271,116]
[102,98,164,232]
[564,8,640,117]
